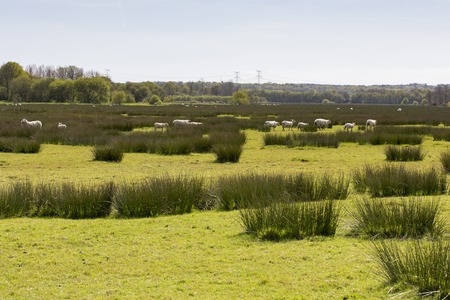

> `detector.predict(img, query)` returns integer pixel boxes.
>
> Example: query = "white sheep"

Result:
[397,108,402,112]
[264,120,279,131]
[189,122,203,126]
[314,118,331,130]
[57,122,67,129]
[343,122,355,132]
[297,122,309,131]
[366,119,377,129]
[281,120,295,131]
[21,119,42,129]
[172,119,190,126]
[154,122,169,131]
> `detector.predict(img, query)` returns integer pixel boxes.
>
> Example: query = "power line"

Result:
[234,71,240,84]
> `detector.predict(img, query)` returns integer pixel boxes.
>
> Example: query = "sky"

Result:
[2,0,450,85]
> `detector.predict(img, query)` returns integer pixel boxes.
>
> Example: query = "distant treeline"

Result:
[0,61,449,106]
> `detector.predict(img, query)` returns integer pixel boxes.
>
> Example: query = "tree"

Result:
[49,79,75,102]
[0,61,26,101]
[147,94,162,105]
[111,90,128,105]
[230,90,250,105]
[74,77,110,103]
[30,78,53,102]
[10,75,32,102]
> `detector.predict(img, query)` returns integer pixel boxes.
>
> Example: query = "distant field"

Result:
[0,103,449,299]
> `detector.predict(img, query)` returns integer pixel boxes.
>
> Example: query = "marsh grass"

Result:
[285,173,350,201]
[263,133,340,148]
[210,130,246,163]
[0,181,114,219]
[440,150,450,173]
[92,145,124,162]
[215,172,349,210]
[0,137,41,153]
[114,175,205,218]
[0,181,34,218]
[372,240,450,298]
[350,197,445,238]
[352,164,447,197]
[384,145,425,161]
[239,199,340,241]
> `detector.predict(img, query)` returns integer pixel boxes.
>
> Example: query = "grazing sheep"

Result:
[314,118,332,130]
[366,119,377,129]
[21,119,42,129]
[297,122,309,131]
[57,122,67,129]
[172,119,190,126]
[264,120,279,131]
[281,119,295,131]
[189,122,203,126]
[343,122,355,132]
[397,108,402,112]
[154,122,169,131]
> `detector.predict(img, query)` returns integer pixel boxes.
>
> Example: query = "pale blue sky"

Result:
[2,0,450,85]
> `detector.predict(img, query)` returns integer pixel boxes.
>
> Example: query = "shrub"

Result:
[384,145,425,161]
[350,197,445,238]
[372,240,450,298]
[92,145,124,162]
[440,150,450,173]
[352,164,447,197]
[239,199,340,241]
[114,175,205,218]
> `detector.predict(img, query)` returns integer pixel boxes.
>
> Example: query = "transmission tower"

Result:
[234,71,240,84]
[256,70,263,84]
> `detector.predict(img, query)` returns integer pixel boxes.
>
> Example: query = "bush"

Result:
[353,164,447,197]
[350,197,445,238]
[372,240,450,298]
[92,145,124,162]
[239,199,340,241]
[384,145,425,161]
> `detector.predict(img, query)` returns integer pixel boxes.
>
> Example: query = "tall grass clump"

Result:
[0,181,34,218]
[368,133,423,145]
[352,164,447,197]
[285,173,350,201]
[114,175,205,218]
[32,182,114,218]
[384,145,425,161]
[210,131,246,163]
[372,240,450,299]
[239,199,340,241]
[440,150,450,173]
[92,145,124,162]
[215,173,286,210]
[0,137,41,153]
[350,197,445,238]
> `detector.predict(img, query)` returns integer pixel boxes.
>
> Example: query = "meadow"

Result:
[0,103,449,299]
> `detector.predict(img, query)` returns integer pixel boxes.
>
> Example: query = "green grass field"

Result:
[0,117,449,298]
